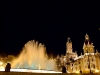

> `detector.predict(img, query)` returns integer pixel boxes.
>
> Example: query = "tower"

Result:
[83,34,95,54]
[66,37,73,54]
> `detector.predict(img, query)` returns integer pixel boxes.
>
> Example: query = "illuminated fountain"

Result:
[5,40,61,73]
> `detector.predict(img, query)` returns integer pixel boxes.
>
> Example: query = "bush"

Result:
[62,66,66,73]
[5,63,11,72]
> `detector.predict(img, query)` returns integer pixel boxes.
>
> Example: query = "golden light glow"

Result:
[0,68,62,73]
[1,34,100,74]
[74,71,80,73]
[0,61,3,65]
[95,69,99,73]
[0,61,4,70]
[11,40,56,70]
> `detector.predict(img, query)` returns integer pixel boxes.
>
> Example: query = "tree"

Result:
[5,63,11,72]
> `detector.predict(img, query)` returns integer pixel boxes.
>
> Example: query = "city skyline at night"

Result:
[1,1,100,74]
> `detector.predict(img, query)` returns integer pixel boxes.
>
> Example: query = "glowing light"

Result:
[75,71,80,73]
[74,55,84,60]
[0,64,5,71]
[11,40,56,70]
[95,69,99,73]
[0,61,3,65]
[85,53,94,55]
[0,69,62,73]
[0,61,4,70]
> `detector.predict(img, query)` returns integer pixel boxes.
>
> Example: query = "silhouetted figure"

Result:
[5,63,11,72]
[62,66,66,73]
[80,70,82,73]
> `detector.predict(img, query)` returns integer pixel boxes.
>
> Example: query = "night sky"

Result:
[1,1,100,56]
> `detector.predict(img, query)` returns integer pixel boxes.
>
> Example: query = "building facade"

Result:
[56,34,100,73]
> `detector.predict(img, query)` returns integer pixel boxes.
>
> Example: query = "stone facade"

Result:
[66,34,100,73]
[56,34,100,73]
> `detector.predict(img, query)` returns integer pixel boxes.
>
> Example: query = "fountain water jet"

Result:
[11,40,56,70]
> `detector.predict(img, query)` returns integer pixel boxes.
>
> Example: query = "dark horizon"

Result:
[1,1,100,57]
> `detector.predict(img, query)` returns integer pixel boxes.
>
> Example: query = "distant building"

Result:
[56,34,100,73]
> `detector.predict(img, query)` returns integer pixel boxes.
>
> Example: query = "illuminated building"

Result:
[57,34,100,73]
[66,34,100,73]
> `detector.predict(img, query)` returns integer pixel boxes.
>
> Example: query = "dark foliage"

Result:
[5,63,11,72]
[62,66,66,73]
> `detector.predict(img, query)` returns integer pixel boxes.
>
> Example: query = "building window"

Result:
[92,59,94,62]
[93,64,95,69]
[88,65,90,69]
[72,64,73,66]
